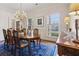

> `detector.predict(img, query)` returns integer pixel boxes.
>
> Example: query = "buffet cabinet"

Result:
[57,43,79,56]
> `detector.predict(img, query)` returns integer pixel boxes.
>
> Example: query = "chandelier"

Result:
[69,3,79,15]
[15,4,27,20]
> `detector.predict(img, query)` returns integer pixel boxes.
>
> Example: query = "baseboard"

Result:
[41,39,56,43]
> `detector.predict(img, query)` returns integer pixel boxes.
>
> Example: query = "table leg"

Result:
[39,39,41,48]
[28,39,31,56]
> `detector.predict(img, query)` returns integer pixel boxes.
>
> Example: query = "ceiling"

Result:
[0,3,70,13]
[0,3,51,12]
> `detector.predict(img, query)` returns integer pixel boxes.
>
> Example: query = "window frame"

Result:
[48,13,60,38]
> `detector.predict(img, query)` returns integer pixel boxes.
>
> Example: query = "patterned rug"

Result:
[0,42,57,56]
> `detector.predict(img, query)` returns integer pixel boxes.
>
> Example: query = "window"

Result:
[48,13,60,37]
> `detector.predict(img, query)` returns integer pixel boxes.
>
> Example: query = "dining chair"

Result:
[13,30,29,56]
[7,29,14,53]
[33,28,41,47]
[3,29,8,49]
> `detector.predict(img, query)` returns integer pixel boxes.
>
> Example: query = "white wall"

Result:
[0,9,12,41]
[28,4,69,41]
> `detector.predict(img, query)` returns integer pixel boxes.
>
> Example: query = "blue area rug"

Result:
[0,42,56,56]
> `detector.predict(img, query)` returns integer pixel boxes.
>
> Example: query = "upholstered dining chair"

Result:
[27,29,36,48]
[13,30,29,56]
[33,28,41,47]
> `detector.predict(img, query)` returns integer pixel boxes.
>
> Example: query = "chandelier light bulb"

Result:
[15,10,27,20]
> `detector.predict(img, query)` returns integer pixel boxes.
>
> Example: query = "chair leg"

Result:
[7,44,9,51]
[27,47,29,55]
[19,48,20,56]
[33,40,35,48]
[4,43,6,49]
[4,40,6,49]
[37,40,38,46]
[11,45,13,54]
[21,48,23,56]
[13,46,16,56]
[14,49,16,56]
[19,48,23,56]
[37,39,41,48]
[4,42,7,50]
[28,40,31,56]
[39,39,41,48]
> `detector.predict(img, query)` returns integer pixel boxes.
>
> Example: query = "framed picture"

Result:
[36,17,44,26]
